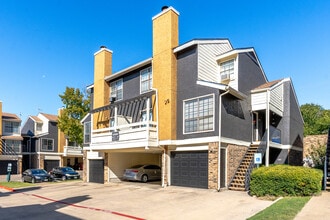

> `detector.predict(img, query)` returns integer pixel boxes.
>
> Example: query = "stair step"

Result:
[229,187,245,191]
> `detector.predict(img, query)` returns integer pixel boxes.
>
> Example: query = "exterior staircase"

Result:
[228,144,259,191]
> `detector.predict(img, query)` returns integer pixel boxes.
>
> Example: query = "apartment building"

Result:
[82,6,304,190]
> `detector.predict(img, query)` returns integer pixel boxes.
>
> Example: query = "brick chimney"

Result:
[152,6,179,140]
[93,46,112,129]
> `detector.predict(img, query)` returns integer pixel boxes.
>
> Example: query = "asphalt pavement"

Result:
[1,175,329,219]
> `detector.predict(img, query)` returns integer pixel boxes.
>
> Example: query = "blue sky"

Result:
[1,1,329,121]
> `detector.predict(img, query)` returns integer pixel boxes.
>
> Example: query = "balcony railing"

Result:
[90,121,158,150]
[63,146,83,156]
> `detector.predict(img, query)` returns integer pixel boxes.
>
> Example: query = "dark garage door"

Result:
[44,160,60,172]
[171,151,208,189]
[89,159,104,183]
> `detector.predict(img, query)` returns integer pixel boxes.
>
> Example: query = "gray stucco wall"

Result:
[237,52,267,95]
[176,46,220,139]
[277,81,303,146]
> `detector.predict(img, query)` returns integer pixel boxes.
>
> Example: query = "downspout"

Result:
[265,89,270,166]
[153,88,165,187]
[218,87,230,192]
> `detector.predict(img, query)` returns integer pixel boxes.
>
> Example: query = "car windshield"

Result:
[61,167,74,172]
[31,169,47,174]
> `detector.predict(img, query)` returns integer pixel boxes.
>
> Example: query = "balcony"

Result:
[89,91,158,151]
[64,146,83,156]
[90,121,158,150]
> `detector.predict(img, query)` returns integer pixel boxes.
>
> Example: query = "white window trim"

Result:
[183,93,215,134]
[41,138,54,151]
[219,58,236,81]
[110,78,123,101]
[140,67,152,94]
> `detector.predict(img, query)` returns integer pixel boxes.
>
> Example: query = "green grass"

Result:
[248,197,311,220]
[0,181,33,188]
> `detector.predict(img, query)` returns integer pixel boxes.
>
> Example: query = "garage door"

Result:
[44,160,60,172]
[89,159,104,183]
[171,151,208,189]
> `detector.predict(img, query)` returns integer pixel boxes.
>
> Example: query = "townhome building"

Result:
[0,101,22,174]
[82,6,304,190]
[21,112,83,172]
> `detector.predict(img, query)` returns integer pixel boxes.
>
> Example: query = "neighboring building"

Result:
[0,101,22,174]
[82,6,304,190]
[21,112,83,172]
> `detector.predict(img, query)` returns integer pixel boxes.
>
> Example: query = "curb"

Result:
[0,185,15,192]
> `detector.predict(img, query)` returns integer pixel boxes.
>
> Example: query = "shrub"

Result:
[249,165,323,197]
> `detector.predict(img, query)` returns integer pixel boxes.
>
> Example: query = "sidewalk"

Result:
[294,191,330,219]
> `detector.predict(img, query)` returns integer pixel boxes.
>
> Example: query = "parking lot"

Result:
[0,180,274,220]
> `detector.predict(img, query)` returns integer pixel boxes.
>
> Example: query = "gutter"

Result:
[218,88,230,192]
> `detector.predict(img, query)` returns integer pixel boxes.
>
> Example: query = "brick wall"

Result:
[227,144,248,184]
[208,142,218,189]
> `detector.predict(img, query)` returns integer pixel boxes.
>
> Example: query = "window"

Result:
[4,121,20,134]
[141,109,153,121]
[84,121,91,144]
[140,67,152,93]
[41,138,54,151]
[4,140,21,153]
[220,59,234,81]
[110,79,123,101]
[184,95,214,133]
[36,123,42,132]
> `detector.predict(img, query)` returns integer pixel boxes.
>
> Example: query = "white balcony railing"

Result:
[90,121,158,150]
[63,146,83,156]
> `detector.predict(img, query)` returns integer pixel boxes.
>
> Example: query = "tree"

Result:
[58,87,90,146]
[300,103,330,136]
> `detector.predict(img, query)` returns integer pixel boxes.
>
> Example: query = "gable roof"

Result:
[216,48,268,83]
[2,112,21,122]
[252,79,282,91]
[40,113,58,122]
[30,115,43,123]
[173,38,232,54]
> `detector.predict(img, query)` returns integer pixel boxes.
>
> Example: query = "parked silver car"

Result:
[123,164,161,183]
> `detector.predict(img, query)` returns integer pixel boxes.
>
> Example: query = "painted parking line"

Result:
[20,192,145,220]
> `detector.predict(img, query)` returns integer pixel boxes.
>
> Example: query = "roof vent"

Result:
[161,6,169,11]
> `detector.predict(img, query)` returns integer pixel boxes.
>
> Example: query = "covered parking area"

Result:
[86,147,163,185]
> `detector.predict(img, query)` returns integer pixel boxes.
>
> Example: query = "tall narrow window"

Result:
[184,95,214,133]
[84,121,91,144]
[110,79,123,101]
[220,59,234,81]
[140,67,152,93]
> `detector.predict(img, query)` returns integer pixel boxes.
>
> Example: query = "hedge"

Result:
[249,165,323,197]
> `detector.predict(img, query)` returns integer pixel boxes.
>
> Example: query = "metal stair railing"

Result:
[0,139,19,159]
[244,132,268,190]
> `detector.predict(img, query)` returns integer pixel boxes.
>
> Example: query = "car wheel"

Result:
[141,174,148,183]
[61,175,66,181]
[31,178,35,184]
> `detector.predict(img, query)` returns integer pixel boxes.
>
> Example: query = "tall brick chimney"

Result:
[152,6,179,141]
[93,46,112,129]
